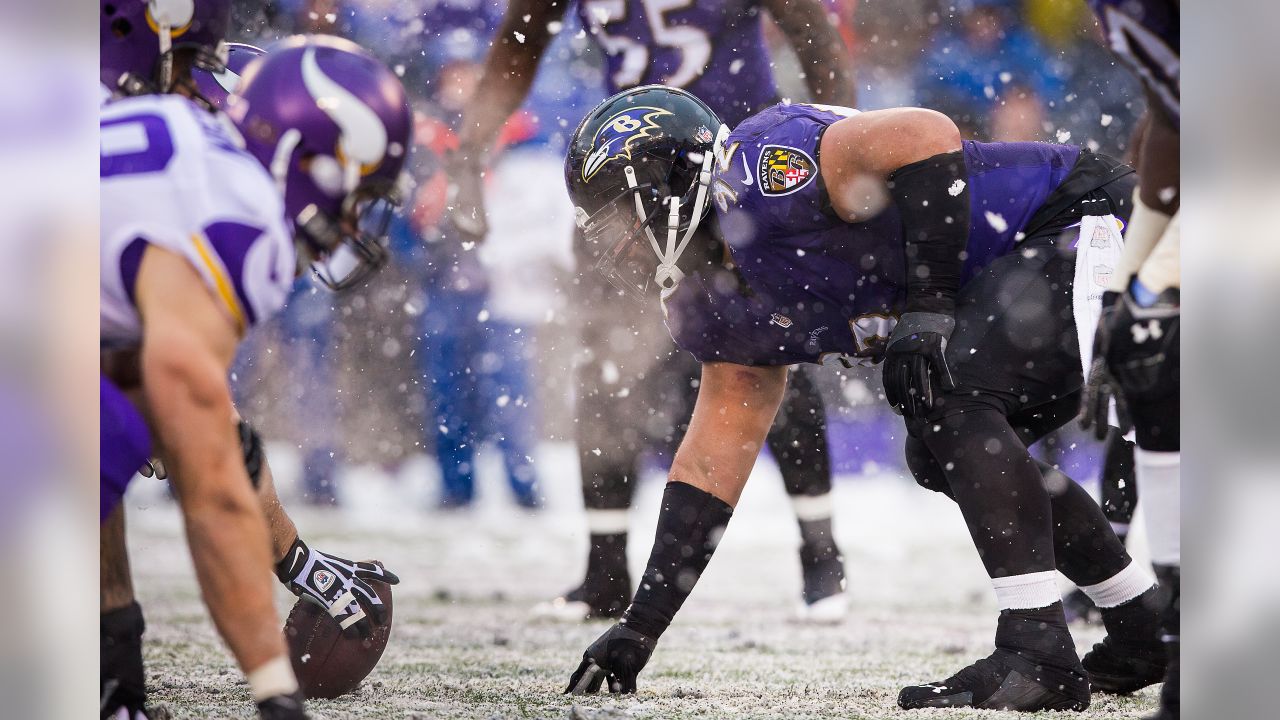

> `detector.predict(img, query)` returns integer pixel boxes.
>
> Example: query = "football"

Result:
[283,575,394,699]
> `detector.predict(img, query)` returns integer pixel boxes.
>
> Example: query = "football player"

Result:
[560,86,1168,712]
[1080,2,1180,718]
[100,4,411,717]
[450,0,857,624]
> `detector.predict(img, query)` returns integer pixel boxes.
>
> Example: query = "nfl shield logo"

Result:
[313,569,336,593]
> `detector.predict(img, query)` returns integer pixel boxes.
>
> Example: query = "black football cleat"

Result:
[256,691,309,720]
[899,605,1090,712]
[532,574,630,622]
[795,541,848,624]
[1083,590,1167,694]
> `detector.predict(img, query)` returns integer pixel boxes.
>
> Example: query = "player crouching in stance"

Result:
[100,5,412,715]
[560,86,1167,711]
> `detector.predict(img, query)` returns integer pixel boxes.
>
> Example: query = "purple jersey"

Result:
[1089,0,1179,127]
[577,0,777,127]
[664,103,1080,367]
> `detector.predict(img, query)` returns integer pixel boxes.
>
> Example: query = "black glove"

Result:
[275,537,400,637]
[257,690,309,720]
[1081,292,1131,440]
[882,312,956,417]
[565,623,657,695]
[1081,286,1179,439]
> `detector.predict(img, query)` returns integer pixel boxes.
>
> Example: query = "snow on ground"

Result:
[124,441,1159,719]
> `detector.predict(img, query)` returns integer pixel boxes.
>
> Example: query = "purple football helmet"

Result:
[227,35,413,290]
[191,42,265,110]
[101,0,230,95]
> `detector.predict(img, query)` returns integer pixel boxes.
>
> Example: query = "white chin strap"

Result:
[624,150,714,291]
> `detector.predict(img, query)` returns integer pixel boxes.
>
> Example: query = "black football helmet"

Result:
[565,85,722,302]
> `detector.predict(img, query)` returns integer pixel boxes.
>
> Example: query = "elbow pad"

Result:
[888,150,970,315]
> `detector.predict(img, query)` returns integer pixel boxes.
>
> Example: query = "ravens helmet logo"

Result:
[581,106,673,183]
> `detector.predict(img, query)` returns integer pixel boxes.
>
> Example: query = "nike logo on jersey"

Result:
[740,152,754,186]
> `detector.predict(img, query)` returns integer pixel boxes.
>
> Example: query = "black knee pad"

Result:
[101,601,147,715]
[905,436,953,497]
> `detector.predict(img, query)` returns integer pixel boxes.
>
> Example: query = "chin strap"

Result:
[624,150,715,291]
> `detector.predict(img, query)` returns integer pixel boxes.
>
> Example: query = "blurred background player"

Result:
[1081,1,1180,718]
[449,0,858,624]
[100,3,410,714]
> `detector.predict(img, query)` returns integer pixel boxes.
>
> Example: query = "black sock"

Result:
[101,602,147,714]
[1098,585,1164,650]
[622,482,733,640]
[797,517,837,552]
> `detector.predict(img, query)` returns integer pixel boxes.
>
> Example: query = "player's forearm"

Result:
[775,0,856,106]
[1137,108,1179,215]
[143,351,285,672]
[457,1,562,156]
[255,455,301,563]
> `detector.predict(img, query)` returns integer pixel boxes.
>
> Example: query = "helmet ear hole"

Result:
[111,18,133,37]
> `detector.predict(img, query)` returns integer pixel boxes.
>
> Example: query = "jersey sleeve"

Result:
[713,108,839,247]
[195,219,294,330]
[662,270,819,367]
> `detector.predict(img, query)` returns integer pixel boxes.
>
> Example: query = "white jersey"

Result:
[100,94,295,349]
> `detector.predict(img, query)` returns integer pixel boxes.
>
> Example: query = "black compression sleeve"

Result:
[621,481,734,639]
[887,150,970,315]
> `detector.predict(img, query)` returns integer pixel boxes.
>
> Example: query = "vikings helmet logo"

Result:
[581,106,673,183]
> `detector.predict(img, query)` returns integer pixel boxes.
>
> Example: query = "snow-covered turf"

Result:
[124,442,1160,719]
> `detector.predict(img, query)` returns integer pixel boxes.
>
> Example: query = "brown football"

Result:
[283,576,393,699]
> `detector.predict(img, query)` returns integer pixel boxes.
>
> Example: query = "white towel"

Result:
[1073,213,1126,373]
[1073,213,1131,432]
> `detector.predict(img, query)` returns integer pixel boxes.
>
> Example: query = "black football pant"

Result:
[904,226,1133,586]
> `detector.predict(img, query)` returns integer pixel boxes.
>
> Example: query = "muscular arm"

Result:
[766,0,856,107]
[819,107,962,222]
[135,246,285,674]
[456,0,567,157]
[669,362,789,506]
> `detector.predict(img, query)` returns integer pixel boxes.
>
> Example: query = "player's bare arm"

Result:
[448,0,568,238]
[135,245,290,680]
[567,362,786,693]
[669,362,789,506]
[766,0,856,107]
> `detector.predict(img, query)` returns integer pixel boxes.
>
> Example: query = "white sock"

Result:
[1080,560,1156,608]
[789,492,834,522]
[247,655,298,702]
[585,508,629,534]
[991,571,1061,610]
[1137,449,1181,566]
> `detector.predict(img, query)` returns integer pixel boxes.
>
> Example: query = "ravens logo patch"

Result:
[757,145,815,196]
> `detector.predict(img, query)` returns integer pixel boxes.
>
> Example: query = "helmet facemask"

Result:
[584,147,715,304]
[294,180,400,291]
